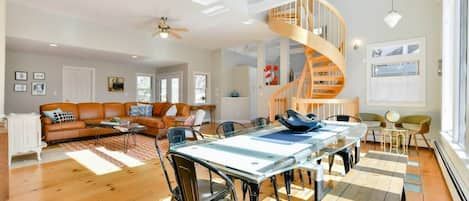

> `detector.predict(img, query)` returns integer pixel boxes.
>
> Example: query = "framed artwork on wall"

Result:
[108,76,124,92]
[31,82,47,96]
[14,83,27,92]
[33,72,45,80]
[15,71,27,81]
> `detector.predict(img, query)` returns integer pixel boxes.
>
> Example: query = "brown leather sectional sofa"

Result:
[39,102,190,143]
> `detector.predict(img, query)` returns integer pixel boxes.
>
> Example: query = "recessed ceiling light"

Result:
[49,43,58,47]
[242,19,255,25]
[202,5,224,14]
[192,0,219,6]
[132,55,138,59]
[207,7,230,16]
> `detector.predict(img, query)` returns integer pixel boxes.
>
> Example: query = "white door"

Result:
[63,66,95,103]
[157,72,182,103]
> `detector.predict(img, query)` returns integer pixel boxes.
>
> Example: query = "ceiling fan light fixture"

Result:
[384,11,402,28]
[160,31,169,39]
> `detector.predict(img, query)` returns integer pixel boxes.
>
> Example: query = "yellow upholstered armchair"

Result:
[357,113,386,143]
[396,115,432,150]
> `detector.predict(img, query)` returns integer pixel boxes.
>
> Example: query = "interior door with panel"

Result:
[62,66,95,103]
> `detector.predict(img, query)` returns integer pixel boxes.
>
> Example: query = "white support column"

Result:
[279,38,290,85]
[0,0,5,115]
[256,41,266,117]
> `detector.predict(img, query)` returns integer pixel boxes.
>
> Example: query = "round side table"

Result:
[381,128,408,154]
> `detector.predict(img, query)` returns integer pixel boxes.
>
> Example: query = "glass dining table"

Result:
[169,120,367,201]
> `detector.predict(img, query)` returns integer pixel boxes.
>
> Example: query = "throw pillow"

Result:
[43,108,63,123]
[54,112,76,123]
[165,105,177,116]
[129,106,141,117]
[137,103,153,117]
[183,115,195,126]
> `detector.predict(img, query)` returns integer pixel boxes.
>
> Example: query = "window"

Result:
[136,74,153,102]
[366,38,426,107]
[194,73,208,104]
[160,79,167,102]
[171,78,179,103]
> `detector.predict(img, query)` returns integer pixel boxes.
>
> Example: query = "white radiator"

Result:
[433,140,469,201]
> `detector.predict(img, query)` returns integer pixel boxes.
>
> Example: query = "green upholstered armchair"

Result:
[357,113,386,143]
[396,115,432,149]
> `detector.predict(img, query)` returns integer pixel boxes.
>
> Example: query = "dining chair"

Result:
[216,121,247,138]
[155,127,220,201]
[396,115,432,150]
[325,115,362,174]
[251,117,269,128]
[357,113,386,143]
[169,151,238,201]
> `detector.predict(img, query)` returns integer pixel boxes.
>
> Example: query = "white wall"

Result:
[6,2,213,106]
[0,0,5,115]
[5,50,158,114]
[328,0,442,137]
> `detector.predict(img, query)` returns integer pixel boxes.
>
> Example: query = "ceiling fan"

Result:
[153,17,188,39]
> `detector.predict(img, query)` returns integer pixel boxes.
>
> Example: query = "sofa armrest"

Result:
[41,117,53,125]
[162,116,176,128]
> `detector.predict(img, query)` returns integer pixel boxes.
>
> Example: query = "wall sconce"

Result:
[353,39,362,50]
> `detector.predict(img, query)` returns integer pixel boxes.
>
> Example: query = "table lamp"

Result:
[384,110,400,129]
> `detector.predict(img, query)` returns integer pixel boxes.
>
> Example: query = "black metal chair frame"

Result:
[215,121,247,138]
[324,114,362,174]
[169,151,238,201]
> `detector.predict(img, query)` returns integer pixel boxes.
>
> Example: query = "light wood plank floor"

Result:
[8,125,452,201]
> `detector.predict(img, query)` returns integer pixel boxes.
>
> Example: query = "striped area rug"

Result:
[59,134,159,167]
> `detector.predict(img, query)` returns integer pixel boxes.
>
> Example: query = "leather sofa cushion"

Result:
[175,103,190,117]
[82,119,103,125]
[103,102,125,118]
[40,103,79,118]
[45,121,86,132]
[77,103,104,120]
[153,102,172,117]
[136,117,165,129]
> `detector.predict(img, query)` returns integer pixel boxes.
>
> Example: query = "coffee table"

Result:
[87,122,146,153]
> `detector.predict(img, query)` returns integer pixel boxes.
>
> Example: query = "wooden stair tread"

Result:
[312,65,339,72]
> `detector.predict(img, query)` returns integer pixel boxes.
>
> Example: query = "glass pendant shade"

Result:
[384,10,402,28]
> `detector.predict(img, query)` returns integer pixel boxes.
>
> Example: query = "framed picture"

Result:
[108,76,124,92]
[33,72,45,80]
[14,83,27,92]
[15,71,27,81]
[31,82,46,96]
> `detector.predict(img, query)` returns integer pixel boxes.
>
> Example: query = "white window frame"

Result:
[366,37,426,107]
[157,71,183,103]
[193,72,210,104]
[136,73,155,102]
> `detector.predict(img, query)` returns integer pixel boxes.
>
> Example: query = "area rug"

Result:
[60,134,159,168]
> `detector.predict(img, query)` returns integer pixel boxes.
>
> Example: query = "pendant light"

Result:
[384,0,402,28]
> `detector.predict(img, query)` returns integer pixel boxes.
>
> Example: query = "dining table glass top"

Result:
[169,120,367,183]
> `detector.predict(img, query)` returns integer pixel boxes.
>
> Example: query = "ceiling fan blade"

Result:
[169,31,182,39]
[170,28,188,32]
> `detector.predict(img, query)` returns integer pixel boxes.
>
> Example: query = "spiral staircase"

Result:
[267,0,347,120]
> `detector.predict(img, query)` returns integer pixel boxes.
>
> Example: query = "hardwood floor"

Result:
[8,125,453,201]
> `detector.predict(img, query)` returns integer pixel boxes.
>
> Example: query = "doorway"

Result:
[157,72,183,103]
[62,66,95,103]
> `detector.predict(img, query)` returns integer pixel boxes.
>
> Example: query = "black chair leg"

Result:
[328,154,335,173]
[283,171,292,201]
[242,181,248,201]
[372,130,376,143]
[271,176,280,201]
[408,134,412,146]
[307,170,312,185]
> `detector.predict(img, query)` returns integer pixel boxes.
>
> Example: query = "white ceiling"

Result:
[10,0,279,49]
[6,37,185,68]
